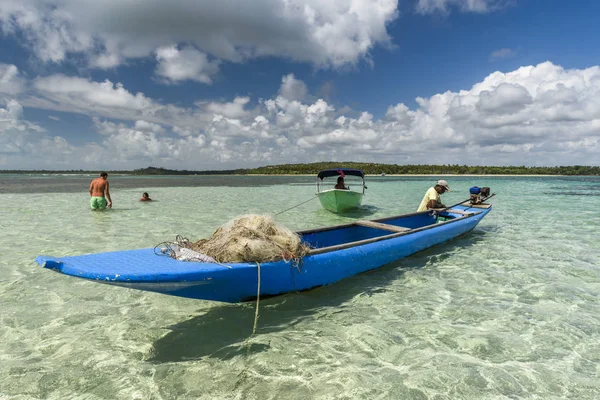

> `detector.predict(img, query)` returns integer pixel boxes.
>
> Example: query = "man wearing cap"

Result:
[417,180,450,212]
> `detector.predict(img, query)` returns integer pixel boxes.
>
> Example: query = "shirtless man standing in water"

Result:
[89,172,112,210]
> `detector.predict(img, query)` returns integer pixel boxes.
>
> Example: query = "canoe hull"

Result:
[317,189,363,212]
[36,204,492,303]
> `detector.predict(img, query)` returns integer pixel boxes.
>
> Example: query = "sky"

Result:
[1,0,599,170]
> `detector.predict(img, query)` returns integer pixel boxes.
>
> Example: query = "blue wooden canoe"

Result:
[36,202,492,303]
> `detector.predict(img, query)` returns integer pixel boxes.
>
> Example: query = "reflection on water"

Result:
[314,204,382,220]
[148,233,486,362]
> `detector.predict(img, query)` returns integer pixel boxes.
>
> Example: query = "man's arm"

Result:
[105,181,112,207]
[89,181,94,196]
[427,199,445,209]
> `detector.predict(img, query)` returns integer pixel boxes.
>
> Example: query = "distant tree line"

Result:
[1,163,599,175]
[0,167,244,175]
[242,162,600,176]
[130,166,243,175]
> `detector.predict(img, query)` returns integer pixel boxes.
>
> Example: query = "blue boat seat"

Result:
[354,220,411,233]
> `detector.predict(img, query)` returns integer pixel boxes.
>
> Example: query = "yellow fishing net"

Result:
[191,214,309,263]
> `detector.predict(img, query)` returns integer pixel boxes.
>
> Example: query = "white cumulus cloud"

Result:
[279,74,309,102]
[0,99,44,135]
[134,120,166,134]
[0,64,25,95]
[28,75,161,121]
[204,97,252,119]
[4,61,600,169]
[0,98,50,167]
[155,46,220,84]
[0,0,399,73]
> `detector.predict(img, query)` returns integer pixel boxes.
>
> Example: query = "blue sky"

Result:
[1,0,599,170]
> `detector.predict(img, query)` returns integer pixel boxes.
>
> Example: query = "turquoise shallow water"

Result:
[1,175,599,399]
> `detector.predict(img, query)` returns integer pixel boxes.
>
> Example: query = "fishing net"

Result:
[189,214,310,263]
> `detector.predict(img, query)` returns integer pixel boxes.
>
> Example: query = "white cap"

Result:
[436,179,450,191]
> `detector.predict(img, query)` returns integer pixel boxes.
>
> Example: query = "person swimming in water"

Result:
[89,172,112,210]
[140,192,152,201]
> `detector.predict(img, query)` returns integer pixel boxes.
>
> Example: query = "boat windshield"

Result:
[317,174,364,193]
[316,169,365,193]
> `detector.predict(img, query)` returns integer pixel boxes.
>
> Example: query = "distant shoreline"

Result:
[1,162,599,177]
[0,172,596,177]
[245,173,573,177]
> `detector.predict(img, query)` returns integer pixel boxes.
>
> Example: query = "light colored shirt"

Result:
[417,187,440,212]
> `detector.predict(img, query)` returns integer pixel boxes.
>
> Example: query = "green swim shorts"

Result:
[90,196,108,210]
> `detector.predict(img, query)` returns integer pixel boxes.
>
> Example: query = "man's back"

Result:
[90,177,108,197]
[417,187,439,212]
[89,172,112,210]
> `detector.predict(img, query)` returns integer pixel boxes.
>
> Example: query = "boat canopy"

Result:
[317,168,365,180]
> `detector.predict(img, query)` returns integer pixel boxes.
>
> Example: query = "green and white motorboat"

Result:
[316,169,366,213]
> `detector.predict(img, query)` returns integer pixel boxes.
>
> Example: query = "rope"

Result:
[153,234,192,257]
[274,195,317,216]
[153,235,232,268]
[252,262,261,335]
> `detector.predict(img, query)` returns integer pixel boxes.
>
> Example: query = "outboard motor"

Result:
[469,186,491,204]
